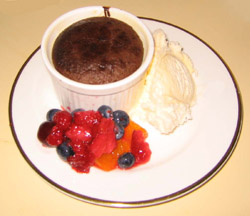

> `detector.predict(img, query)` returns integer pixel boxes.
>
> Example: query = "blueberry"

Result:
[56,140,75,161]
[118,152,135,169]
[114,123,125,140]
[113,110,129,128]
[46,108,61,121]
[71,108,85,117]
[98,105,113,118]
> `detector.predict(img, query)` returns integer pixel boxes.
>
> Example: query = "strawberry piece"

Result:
[90,118,117,159]
[131,130,151,166]
[53,111,72,131]
[65,123,93,144]
[46,125,64,146]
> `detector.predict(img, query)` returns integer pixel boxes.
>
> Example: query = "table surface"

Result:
[1,0,249,215]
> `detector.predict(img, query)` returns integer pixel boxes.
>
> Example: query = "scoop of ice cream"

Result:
[130,29,197,134]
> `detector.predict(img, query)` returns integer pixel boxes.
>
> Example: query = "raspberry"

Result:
[73,110,102,137]
[65,123,93,144]
[53,111,72,131]
[74,110,102,126]
[46,125,64,146]
[131,130,151,166]
[67,142,95,173]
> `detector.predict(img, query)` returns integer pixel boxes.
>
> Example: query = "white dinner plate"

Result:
[9,18,242,208]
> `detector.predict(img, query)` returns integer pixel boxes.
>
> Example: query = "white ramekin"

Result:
[41,6,154,112]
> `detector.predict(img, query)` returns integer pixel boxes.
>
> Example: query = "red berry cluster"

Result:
[38,109,118,173]
[37,107,152,173]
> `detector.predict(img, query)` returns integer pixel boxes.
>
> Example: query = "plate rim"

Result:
[8,17,243,208]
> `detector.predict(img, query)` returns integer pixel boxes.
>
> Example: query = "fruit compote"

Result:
[37,105,151,173]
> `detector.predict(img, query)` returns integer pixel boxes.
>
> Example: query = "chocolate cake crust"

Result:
[52,17,144,84]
